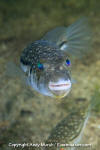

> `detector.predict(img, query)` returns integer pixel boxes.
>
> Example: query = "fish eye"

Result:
[37,62,44,70]
[66,59,71,66]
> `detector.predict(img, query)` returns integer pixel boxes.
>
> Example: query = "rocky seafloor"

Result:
[0,0,100,150]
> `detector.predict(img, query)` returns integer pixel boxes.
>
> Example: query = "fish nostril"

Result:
[51,67,55,71]
[59,66,63,70]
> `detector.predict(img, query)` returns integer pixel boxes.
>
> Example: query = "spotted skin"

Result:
[20,18,91,98]
[20,40,65,69]
[20,40,71,98]
[45,100,90,150]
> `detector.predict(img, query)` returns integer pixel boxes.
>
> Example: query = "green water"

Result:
[0,0,100,150]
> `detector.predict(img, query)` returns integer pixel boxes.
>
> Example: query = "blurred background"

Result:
[0,0,100,150]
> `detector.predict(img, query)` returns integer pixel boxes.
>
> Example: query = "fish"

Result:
[7,17,92,99]
[44,89,100,150]
[44,98,90,150]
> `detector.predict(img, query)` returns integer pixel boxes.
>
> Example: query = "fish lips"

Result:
[48,79,71,98]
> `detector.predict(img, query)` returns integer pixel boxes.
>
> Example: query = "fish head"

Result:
[20,40,72,98]
[31,48,71,98]
[47,69,71,99]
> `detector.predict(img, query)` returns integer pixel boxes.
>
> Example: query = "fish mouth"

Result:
[48,79,71,98]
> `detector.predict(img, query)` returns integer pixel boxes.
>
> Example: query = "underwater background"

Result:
[0,0,100,150]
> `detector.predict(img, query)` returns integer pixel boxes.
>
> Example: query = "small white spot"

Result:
[60,44,68,51]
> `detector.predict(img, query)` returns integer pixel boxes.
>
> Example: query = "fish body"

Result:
[45,107,90,150]
[45,98,90,150]
[20,17,91,98]
[20,40,71,98]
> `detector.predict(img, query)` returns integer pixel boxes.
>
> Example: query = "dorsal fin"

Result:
[42,17,92,58]
[42,27,67,46]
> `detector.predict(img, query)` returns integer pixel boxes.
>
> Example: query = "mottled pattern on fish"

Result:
[20,40,65,69]
[20,17,91,98]
[45,100,90,150]
[20,40,71,98]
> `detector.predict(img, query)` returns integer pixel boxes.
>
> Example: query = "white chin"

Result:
[51,88,71,98]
